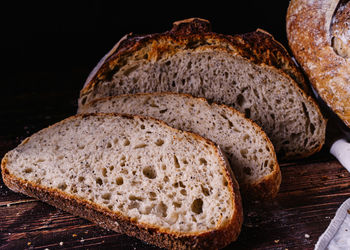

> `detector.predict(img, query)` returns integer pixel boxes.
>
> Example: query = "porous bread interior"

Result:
[5,115,233,233]
[81,50,325,158]
[80,93,276,186]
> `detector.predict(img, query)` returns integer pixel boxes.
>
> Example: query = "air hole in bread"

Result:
[201,185,210,196]
[161,164,167,170]
[191,198,203,214]
[180,189,187,196]
[129,195,143,201]
[96,177,103,185]
[109,165,114,171]
[106,142,112,148]
[78,176,85,182]
[236,94,245,106]
[58,182,67,190]
[243,134,250,142]
[24,168,33,174]
[116,177,124,185]
[128,201,140,210]
[140,124,145,129]
[310,123,315,134]
[173,201,182,208]
[134,143,148,149]
[149,192,157,201]
[163,176,169,182]
[157,201,168,218]
[143,166,157,179]
[199,158,207,165]
[240,149,248,158]
[102,168,107,177]
[223,177,228,186]
[155,139,164,146]
[174,155,180,168]
[113,138,118,144]
[159,109,168,114]
[123,139,130,146]
[182,159,188,164]
[102,193,111,200]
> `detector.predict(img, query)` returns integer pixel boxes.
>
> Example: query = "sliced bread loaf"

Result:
[1,113,242,250]
[78,18,327,160]
[79,92,281,200]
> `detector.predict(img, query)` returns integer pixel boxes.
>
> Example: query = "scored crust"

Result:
[79,18,312,106]
[287,0,350,128]
[1,113,243,249]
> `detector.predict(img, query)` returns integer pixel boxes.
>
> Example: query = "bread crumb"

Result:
[305,234,310,238]
[59,242,63,246]
[27,242,31,246]
[80,238,85,243]
[347,209,350,214]
[72,234,77,237]
[274,239,280,243]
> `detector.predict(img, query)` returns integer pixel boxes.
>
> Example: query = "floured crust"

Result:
[287,0,350,128]
[79,18,311,105]
[1,113,243,249]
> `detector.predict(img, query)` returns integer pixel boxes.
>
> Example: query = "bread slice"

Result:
[78,18,327,160]
[1,113,242,249]
[79,92,281,200]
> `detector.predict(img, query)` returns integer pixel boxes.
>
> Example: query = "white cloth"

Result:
[330,139,350,172]
[315,198,350,250]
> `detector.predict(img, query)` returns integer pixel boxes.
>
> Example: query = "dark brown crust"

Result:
[1,113,243,250]
[80,18,310,98]
[80,92,281,200]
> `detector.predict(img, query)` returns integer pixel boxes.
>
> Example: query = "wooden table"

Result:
[1,76,350,250]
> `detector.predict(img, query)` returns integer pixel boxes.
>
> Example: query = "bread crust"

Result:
[1,113,243,250]
[287,0,350,128]
[80,18,312,104]
[81,92,282,200]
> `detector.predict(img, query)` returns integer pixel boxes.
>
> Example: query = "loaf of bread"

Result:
[79,92,281,200]
[78,18,327,160]
[1,113,242,249]
[287,0,350,128]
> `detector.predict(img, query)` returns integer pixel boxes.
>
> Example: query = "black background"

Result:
[2,1,291,95]
[1,1,291,136]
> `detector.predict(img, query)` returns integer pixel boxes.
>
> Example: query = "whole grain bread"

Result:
[287,0,350,128]
[79,92,281,200]
[78,18,327,160]
[1,113,242,250]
